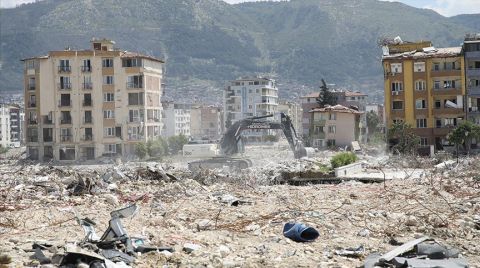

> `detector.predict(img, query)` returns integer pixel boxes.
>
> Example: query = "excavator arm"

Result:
[219,113,307,158]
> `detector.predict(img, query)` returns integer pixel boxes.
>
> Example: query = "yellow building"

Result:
[23,39,164,161]
[382,41,466,151]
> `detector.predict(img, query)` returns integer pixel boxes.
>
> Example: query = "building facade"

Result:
[465,34,480,131]
[162,102,191,137]
[278,101,303,136]
[190,105,223,141]
[382,41,465,151]
[0,106,11,148]
[309,105,362,148]
[224,77,278,142]
[23,38,164,161]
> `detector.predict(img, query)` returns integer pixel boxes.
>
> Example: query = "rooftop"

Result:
[383,46,462,60]
[310,104,363,114]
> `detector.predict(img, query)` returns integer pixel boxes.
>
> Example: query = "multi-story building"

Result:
[309,105,362,148]
[22,38,164,161]
[0,106,11,148]
[301,90,368,142]
[382,41,465,151]
[162,102,191,137]
[8,105,24,147]
[465,34,480,129]
[190,105,223,141]
[278,101,303,135]
[224,77,278,142]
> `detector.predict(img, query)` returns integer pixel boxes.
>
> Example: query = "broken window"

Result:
[59,147,76,160]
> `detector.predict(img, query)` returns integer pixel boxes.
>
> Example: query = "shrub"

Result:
[148,137,168,158]
[167,134,189,154]
[135,143,148,159]
[330,152,358,168]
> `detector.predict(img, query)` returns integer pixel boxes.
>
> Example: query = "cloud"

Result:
[424,0,480,17]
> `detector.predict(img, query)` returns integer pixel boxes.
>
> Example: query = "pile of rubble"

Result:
[0,154,478,267]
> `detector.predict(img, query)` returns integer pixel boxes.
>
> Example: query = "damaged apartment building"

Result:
[23,38,164,161]
[383,35,480,152]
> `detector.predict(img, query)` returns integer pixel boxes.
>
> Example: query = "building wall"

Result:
[0,106,11,148]
[161,102,191,137]
[278,101,303,136]
[310,111,359,148]
[24,40,164,161]
[190,106,223,141]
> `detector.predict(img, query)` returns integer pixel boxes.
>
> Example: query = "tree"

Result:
[447,120,480,156]
[135,142,148,159]
[388,122,420,154]
[366,111,380,135]
[148,137,168,158]
[167,134,189,154]
[316,79,337,107]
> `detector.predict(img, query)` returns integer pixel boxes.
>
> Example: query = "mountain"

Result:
[0,0,479,102]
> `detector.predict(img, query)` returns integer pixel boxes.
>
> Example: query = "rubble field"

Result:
[0,148,479,267]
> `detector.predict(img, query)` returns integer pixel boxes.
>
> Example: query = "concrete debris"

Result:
[0,146,479,266]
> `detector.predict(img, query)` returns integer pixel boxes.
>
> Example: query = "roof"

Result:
[21,55,48,61]
[345,91,367,97]
[310,104,363,114]
[383,47,462,60]
[301,92,320,98]
[301,90,367,98]
[120,51,164,63]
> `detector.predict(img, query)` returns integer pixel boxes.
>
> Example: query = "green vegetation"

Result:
[448,120,480,155]
[134,135,189,159]
[388,122,419,154]
[0,0,478,92]
[366,111,380,135]
[330,152,358,168]
[0,146,9,155]
[316,79,337,107]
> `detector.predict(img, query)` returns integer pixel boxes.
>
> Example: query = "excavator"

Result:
[187,112,307,170]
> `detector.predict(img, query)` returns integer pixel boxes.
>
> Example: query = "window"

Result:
[469,79,480,87]
[436,119,442,128]
[313,139,324,147]
[314,126,324,134]
[419,137,428,146]
[327,139,336,146]
[60,76,71,89]
[328,125,336,133]
[392,101,403,110]
[84,111,92,124]
[28,77,35,90]
[329,113,336,120]
[443,80,456,89]
[82,59,91,72]
[415,80,426,91]
[435,100,441,109]
[127,75,143,88]
[103,75,114,85]
[102,58,113,68]
[104,127,115,137]
[393,119,404,124]
[60,128,72,142]
[415,99,426,109]
[128,93,144,105]
[103,93,114,102]
[122,58,142,67]
[104,144,117,153]
[129,109,144,122]
[414,62,425,72]
[434,81,441,89]
[59,59,70,72]
[83,94,92,106]
[391,63,402,73]
[444,118,457,127]
[433,63,440,71]
[416,118,427,128]
[103,110,115,119]
[391,82,403,92]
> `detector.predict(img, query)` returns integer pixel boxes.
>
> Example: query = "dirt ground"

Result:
[0,147,479,267]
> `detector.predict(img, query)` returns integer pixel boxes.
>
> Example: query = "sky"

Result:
[1,0,479,17]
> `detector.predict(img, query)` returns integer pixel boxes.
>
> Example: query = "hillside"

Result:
[0,0,478,100]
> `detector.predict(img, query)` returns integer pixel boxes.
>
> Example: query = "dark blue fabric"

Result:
[283,222,319,242]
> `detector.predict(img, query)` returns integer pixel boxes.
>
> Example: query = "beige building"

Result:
[23,38,164,161]
[278,101,302,135]
[190,105,223,141]
[309,105,362,148]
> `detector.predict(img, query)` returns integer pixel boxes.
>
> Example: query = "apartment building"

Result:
[0,106,11,148]
[309,105,362,148]
[23,38,164,161]
[278,101,303,136]
[382,41,465,151]
[162,102,191,137]
[465,34,480,130]
[224,77,278,142]
[190,105,223,141]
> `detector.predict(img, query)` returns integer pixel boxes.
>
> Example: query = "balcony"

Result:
[58,66,71,73]
[60,135,72,142]
[312,119,326,126]
[465,51,480,58]
[432,87,462,96]
[28,102,37,108]
[469,107,480,115]
[28,84,35,91]
[81,134,93,141]
[468,86,480,96]
[431,69,461,77]
[83,100,93,107]
[58,83,72,90]
[28,119,38,125]
[467,68,480,77]
[43,136,53,142]
[81,66,92,72]
[83,82,93,90]
[433,107,464,115]
[60,118,72,125]
[126,82,143,89]
[58,100,71,107]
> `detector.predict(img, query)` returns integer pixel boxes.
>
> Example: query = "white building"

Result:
[224,77,278,142]
[0,106,11,148]
[162,102,191,137]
